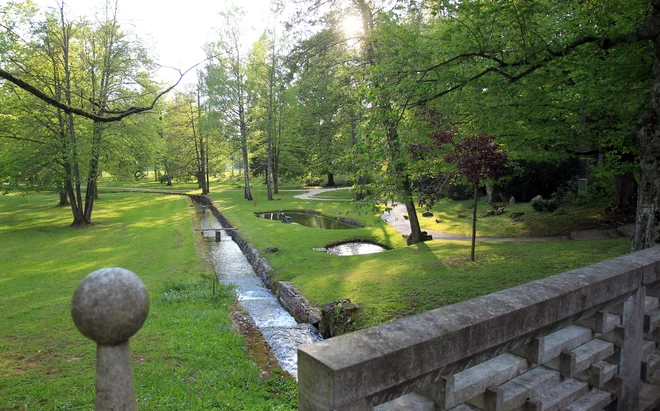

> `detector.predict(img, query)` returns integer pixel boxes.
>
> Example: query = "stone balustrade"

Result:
[298,246,660,410]
[71,267,149,411]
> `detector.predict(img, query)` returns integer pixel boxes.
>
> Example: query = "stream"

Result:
[195,204,322,379]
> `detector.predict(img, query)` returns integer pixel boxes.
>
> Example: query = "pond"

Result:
[255,211,359,229]
[325,241,387,256]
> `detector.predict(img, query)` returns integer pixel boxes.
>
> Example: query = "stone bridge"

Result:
[298,246,660,410]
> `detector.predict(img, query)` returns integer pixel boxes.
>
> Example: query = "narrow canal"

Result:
[195,203,322,379]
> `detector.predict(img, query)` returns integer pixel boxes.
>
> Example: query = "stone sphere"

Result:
[72,267,149,346]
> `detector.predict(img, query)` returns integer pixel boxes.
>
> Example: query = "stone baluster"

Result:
[71,267,150,411]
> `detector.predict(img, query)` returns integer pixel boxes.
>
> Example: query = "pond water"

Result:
[196,205,322,379]
[256,211,359,229]
[326,242,387,256]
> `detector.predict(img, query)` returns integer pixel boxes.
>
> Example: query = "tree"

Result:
[290,0,427,243]
[0,1,186,226]
[408,0,660,251]
[204,7,253,200]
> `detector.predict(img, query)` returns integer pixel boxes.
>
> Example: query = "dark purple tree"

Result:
[450,134,507,261]
[412,131,507,261]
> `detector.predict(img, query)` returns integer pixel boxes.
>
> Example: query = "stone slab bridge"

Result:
[298,246,660,411]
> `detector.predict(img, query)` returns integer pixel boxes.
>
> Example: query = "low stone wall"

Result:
[190,195,320,326]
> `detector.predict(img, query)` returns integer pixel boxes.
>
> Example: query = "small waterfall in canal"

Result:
[195,203,322,379]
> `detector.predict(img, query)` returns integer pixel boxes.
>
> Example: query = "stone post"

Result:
[71,267,150,411]
[617,285,645,410]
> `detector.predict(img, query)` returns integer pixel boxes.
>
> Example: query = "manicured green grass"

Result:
[206,186,631,329]
[0,192,295,410]
[309,189,355,200]
[415,196,615,237]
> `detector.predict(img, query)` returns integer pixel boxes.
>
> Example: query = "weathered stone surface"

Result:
[531,195,543,203]
[525,378,588,411]
[565,389,612,411]
[278,282,321,326]
[319,298,358,338]
[71,267,148,411]
[71,267,149,346]
[375,392,435,411]
[511,325,592,364]
[575,360,618,388]
[509,196,516,205]
[576,311,620,334]
[423,353,527,409]
[484,366,560,411]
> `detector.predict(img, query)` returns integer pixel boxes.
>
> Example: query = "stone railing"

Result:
[298,246,660,410]
[71,267,149,411]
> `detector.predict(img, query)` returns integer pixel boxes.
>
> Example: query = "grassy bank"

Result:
[0,192,295,410]
[410,196,622,238]
[206,185,631,329]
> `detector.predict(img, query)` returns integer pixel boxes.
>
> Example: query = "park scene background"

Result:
[2,0,660,409]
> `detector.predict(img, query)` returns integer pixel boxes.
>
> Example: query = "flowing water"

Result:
[256,211,359,229]
[196,204,322,379]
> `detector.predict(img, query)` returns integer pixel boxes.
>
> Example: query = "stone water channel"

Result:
[194,203,322,379]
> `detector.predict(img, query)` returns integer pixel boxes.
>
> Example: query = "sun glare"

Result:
[342,15,364,38]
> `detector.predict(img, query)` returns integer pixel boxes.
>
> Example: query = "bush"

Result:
[495,159,579,202]
[444,183,474,201]
[531,198,560,212]
[304,175,325,186]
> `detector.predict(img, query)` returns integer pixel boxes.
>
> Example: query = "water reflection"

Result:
[326,242,387,256]
[256,211,359,229]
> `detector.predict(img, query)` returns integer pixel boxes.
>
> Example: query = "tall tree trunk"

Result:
[326,173,336,187]
[205,141,210,194]
[471,183,478,261]
[266,140,273,200]
[273,146,280,194]
[403,176,422,245]
[615,172,637,214]
[57,186,69,206]
[386,121,423,244]
[239,87,253,200]
[82,121,104,225]
[632,34,660,251]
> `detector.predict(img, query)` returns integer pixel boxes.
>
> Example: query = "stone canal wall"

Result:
[190,195,321,327]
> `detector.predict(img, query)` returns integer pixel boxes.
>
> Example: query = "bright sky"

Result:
[32,0,272,85]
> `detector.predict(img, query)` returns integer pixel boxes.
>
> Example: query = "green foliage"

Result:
[531,198,560,213]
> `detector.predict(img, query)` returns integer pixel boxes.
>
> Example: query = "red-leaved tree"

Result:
[412,131,507,261]
[449,134,507,261]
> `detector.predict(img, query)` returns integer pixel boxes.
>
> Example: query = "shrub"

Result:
[531,198,560,212]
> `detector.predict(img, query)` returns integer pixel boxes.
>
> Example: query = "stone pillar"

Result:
[71,267,150,411]
[617,286,645,411]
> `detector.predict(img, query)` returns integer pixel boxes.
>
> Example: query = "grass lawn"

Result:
[412,196,621,238]
[0,192,295,410]
[309,189,355,200]
[206,185,631,329]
